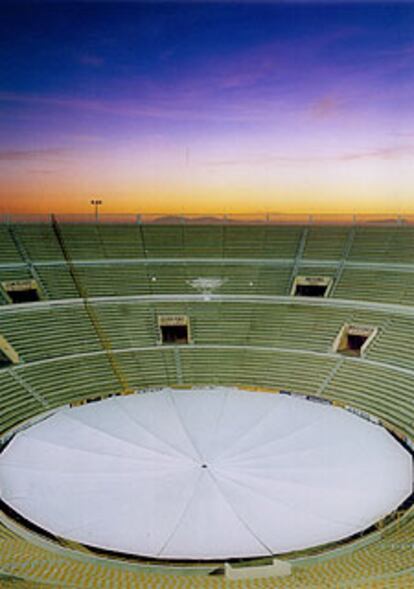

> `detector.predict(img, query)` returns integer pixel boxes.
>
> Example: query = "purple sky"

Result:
[1,1,413,214]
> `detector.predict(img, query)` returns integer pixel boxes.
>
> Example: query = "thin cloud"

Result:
[339,145,414,161]
[0,91,272,124]
[78,54,104,67]
[26,169,56,175]
[311,96,342,120]
[0,28,368,127]
[0,148,71,162]
[205,145,414,167]
[68,134,103,143]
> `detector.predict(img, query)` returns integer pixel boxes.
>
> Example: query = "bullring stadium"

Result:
[0,214,414,589]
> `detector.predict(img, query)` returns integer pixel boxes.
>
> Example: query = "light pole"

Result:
[90,199,103,223]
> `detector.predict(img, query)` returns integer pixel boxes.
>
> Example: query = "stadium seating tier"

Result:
[0,221,413,589]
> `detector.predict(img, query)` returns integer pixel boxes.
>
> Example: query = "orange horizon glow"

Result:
[2,185,413,216]
[2,201,414,217]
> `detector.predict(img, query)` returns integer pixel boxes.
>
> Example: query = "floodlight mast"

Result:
[90,199,103,222]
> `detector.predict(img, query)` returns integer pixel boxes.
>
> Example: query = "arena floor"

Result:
[1,387,412,561]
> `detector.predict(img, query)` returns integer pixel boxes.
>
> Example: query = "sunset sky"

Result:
[1,0,414,215]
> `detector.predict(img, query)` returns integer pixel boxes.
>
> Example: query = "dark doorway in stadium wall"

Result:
[1,279,41,304]
[0,349,12,368]
[347,333,367,352]
[333,324,377,357]
[160,324,189,345]
[7,288,40,304]
[295,283,328,297]
[158,315,191,345]
[291,276,332,297]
